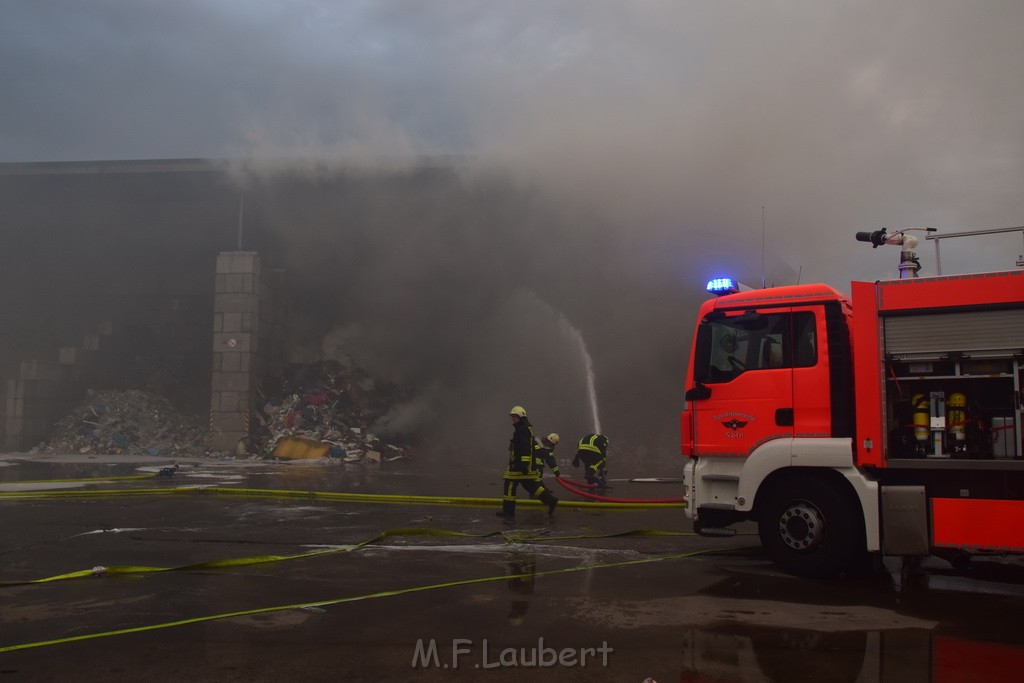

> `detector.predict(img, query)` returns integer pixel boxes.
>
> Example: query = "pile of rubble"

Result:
[38,389,205,456]
[34,362,416,462]
[252,360,413,462]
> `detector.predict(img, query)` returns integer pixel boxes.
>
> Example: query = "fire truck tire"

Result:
[757,474,864,579]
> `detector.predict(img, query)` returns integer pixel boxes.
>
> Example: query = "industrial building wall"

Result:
[0,158,689,463]
[0,160,257,449]
[0,159,458,451]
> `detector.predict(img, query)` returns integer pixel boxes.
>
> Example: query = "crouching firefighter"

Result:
[573,433,609,489]
[498,406,558,519]
[534,433,561,478]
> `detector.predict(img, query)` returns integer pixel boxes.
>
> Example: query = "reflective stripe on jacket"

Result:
[533,443,559,476]
[576,434,608,455]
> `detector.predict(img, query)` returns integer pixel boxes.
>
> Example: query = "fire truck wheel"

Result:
[758,474,863,579]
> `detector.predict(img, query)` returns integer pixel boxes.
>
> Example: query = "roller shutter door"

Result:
[884,308,1024,357]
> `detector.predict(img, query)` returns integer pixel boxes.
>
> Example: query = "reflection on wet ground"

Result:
[677,629,1024,683]
[1,454,1023,681]
[684,567,1024,682]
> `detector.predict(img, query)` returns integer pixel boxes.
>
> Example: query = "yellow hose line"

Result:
[1,474,158,484]
[0,527,710,588]
[0,485,684,509]
[0,545,749,654]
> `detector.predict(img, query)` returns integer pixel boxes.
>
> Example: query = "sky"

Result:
[3,0,1023,458]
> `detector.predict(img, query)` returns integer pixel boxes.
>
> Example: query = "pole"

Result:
[761,206,766,289]
[237,191,245,251]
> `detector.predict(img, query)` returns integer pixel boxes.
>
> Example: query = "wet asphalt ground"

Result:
[2,453,1024,682]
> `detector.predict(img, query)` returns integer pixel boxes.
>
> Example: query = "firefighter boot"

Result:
[540,491,558,516]
[496,499,516,519]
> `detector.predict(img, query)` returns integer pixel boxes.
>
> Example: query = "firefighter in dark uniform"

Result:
[497,406,559,519]
[573,433,609,488]
[534,433,561,478]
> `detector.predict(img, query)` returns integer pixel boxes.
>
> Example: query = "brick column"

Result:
[207,252,284,452]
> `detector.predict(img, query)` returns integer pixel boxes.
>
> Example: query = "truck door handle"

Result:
[776,408,794,426]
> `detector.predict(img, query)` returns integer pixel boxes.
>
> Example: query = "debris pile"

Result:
[253,360,413,462]
[35,362,417,462]
[39,389,205,456]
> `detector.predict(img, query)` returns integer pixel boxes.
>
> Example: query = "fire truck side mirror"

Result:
[693,324,712,384]
[685,384,711,401]
[689,325,714,399]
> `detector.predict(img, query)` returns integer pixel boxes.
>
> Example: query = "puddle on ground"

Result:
[666,628,1024,683]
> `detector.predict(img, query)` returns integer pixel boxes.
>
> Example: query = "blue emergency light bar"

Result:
[706,277,739,295]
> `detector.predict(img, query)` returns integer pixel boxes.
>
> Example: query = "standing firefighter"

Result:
[498,406,559,519]
[573,433,609,488]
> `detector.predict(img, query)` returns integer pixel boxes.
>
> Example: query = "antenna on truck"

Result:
[855,227,937,279]
[761,206,767,289]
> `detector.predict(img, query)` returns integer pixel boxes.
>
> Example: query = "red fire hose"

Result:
[555,475,685,504]
[556,475,596,489]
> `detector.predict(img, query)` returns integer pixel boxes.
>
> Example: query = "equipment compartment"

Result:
[884,357,1021,460]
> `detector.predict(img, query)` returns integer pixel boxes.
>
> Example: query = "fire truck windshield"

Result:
[695,311,816,383]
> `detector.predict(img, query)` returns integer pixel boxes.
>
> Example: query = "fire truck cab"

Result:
[681,250,1024,578]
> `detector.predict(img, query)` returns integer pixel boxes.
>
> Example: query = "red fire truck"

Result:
[680,228,1024,577]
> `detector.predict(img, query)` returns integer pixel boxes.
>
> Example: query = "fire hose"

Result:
[555,475,685,504]
[556,476,596,489]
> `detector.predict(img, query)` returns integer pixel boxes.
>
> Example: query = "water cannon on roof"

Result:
[855,227,937,279]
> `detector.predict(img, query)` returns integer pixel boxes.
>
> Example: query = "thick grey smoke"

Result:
[3,1,1023,463]
[230,166,637,458]
[5,1,1020,273]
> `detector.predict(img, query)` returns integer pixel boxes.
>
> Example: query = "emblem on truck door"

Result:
[714,412,756,437]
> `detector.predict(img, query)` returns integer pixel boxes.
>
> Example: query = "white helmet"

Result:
[509,405,527,417]
[546,433,560,444]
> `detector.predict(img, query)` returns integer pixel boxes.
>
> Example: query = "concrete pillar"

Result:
[206,251,284,452]
[3,361,67,451]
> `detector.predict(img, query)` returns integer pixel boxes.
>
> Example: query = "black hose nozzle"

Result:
[855,229,888,248]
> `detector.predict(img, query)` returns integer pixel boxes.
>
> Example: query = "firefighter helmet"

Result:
[546,433,560,444]
[510,405,527,417]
